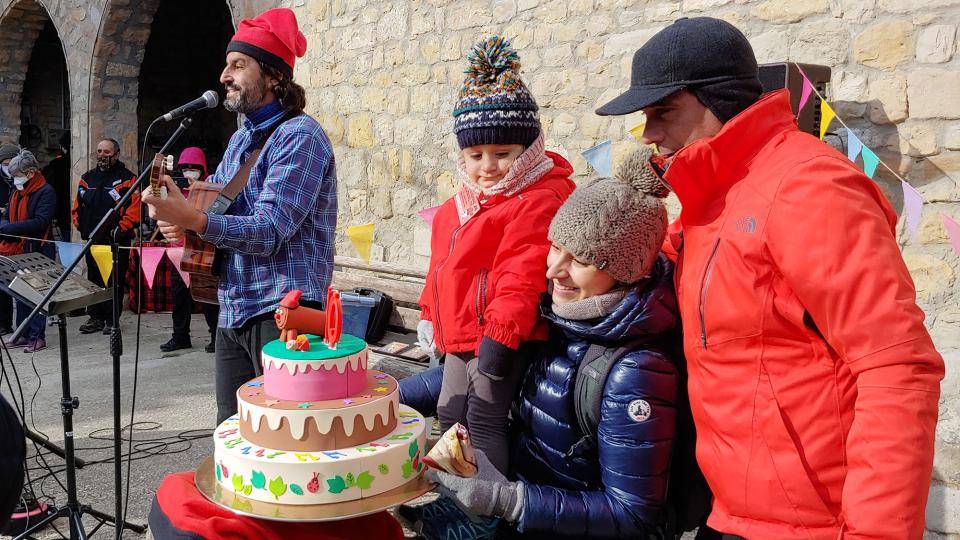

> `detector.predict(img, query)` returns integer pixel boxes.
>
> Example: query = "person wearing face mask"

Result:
[0,143,21,335]
[72,138,140,335]
[0,150,56,353]
[160,147,219,354]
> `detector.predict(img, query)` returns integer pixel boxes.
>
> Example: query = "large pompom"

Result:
[615,146,671,199]
[464,36,520,84]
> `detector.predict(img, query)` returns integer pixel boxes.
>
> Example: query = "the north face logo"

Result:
[735,216,757,233]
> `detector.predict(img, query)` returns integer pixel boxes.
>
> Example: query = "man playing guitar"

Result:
[143,8,337,424]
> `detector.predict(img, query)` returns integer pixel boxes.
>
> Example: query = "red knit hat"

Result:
[226,8,306,78]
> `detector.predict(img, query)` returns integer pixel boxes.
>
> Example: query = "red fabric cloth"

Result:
[229,8,306,72]
[153,471,404,540]
[126,243,173,313]
[664,89,944,538]
[419,152,575,352]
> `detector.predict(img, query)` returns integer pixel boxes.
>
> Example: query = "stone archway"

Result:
[0,0,61,144]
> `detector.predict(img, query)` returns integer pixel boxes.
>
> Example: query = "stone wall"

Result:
[0,0,956,533]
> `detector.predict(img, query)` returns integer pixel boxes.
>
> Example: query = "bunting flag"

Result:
[846,128,864,163]
[90,245,113,285]
[860,146,880,179]
[346,223,375,263]
[628,122,646,142]
[417,206,440,227]
[901,181,924,241]
[582,140,613,177]
[798,77,814,114]
[56,241,84,269]
[819,102,836,141]
[136,247,167,290]
[164,247,190,287]
[943,214,960,257]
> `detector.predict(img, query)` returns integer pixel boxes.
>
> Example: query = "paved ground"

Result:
[1,311,430,540]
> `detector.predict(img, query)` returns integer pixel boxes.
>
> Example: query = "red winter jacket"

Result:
[662,90,943,539]
[420,152,575,354]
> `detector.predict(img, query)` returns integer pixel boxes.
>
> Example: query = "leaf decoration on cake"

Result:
[231,474,244,492]
[356,471,375,490]
[251,470,265,489]
[216,463,222,482]
[243,485,253,496]
[408,440,419,459]
[269,476,287,499]
[378,464,389,475]
[220,462,229,479]
[327,475,347,494]
[290,484,304,496]
[345,472,355,486]
[401,460,413,479]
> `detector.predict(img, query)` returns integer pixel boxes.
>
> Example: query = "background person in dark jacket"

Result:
[42,131,72,241]
[402,147,683,538]
[71,138,140,335]
[0,394,25,532]
[0,150,56,352]
[0,143,20,335]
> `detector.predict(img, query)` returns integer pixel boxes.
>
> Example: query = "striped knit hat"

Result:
[453,36,541,149]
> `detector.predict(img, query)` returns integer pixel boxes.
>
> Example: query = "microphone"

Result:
[161,90,219,121]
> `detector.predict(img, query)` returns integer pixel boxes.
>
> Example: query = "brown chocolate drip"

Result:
[239,400,398,451]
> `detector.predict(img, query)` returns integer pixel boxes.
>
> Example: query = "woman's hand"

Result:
[426,449,524,522]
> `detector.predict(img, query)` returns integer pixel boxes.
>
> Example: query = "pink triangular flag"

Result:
[137,247,167,290]
[943,214,960,257]
[901,181,924,242]
[798,76,814,114]
[418,205,440,227]
[164,247,190,288]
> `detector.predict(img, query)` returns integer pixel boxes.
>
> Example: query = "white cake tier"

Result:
[213,405,427,505]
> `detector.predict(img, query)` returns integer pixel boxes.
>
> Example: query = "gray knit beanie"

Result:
[548,145,669,284]
[0,144,20,163]
[8,149,39,176]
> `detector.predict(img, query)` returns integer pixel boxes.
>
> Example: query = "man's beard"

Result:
[223,79,267,114]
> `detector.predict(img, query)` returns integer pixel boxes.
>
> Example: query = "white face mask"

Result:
[13,176,28,190]
[1,165,8,177]
[183,170,201,183]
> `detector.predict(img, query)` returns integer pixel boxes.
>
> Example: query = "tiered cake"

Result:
[212,333,426,505]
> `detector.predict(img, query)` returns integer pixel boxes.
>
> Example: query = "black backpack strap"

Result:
[566,341,637,459]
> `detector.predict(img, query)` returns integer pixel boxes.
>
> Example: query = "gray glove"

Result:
[426,448,524,523]
[417,319,442,363]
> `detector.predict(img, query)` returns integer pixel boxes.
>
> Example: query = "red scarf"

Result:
[0,172,48,255]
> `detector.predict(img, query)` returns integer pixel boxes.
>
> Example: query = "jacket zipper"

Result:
[698,238,721,349]
[430,223,465,352]
[475,268,488,327]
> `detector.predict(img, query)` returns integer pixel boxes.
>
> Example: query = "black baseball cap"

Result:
[596,17,760,117]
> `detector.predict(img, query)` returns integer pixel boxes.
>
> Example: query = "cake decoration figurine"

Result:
[275,289,327,342]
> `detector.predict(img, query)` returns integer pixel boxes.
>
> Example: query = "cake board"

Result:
[195,456,434,522]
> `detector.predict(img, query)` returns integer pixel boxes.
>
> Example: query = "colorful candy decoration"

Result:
[285,334,311,351]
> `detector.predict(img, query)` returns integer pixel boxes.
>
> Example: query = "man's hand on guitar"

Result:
[157,221,184,242]
[143,175,208,235]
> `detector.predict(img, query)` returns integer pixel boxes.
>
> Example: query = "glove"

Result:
[477,336,518,380]
[426,448,524,523]
[417,319,441,362]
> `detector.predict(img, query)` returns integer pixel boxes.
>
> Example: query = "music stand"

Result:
[9,116,194,539]
[0,254,143,539]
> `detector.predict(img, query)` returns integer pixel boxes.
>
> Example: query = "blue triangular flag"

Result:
[861,146,880,179]
[582,140,613,177]
[846,129,863,163]
[56,241,83,269]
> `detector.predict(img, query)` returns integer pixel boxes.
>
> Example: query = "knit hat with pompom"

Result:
[548,145,669,284]
[453,36,541,149]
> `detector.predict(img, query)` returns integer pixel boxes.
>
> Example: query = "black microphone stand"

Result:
[12,116,194,540]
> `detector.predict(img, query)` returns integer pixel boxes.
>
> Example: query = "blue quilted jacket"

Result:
[401,256,681,538]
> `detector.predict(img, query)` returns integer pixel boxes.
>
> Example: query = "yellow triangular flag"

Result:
[819,102,836,141]
[346,223,375,263]
[628,122,646,142]
[90,245,114,285]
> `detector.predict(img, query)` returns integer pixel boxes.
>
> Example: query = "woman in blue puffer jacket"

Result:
[401,147,687,538]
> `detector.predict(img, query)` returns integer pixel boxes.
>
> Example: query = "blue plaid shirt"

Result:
[200,100,337,328]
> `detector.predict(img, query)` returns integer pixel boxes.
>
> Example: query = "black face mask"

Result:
[97,155,117,171]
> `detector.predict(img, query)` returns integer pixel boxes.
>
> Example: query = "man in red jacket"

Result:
[597,17,944,539]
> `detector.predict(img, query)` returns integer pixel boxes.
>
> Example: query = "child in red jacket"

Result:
[418,36,575,475]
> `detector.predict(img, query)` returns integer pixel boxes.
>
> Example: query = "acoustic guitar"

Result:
[147,152,221,304]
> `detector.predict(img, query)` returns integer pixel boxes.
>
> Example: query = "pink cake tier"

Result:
[261,334,367,402]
